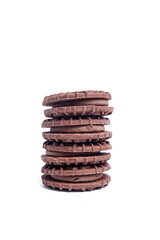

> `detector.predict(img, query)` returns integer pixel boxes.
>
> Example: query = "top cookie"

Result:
[43,90,111,106]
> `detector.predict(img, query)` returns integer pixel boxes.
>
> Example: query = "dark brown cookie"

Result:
[42,173,111,191]
[43,141,112,152]
[42,116,110,128]
[42,131,112,142]
[41,162,111,176]
[44,106,113,117]
[50,125,105,133]
[41,152,111,165]
[43,90,111,106]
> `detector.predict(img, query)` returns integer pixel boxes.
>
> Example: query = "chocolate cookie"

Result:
[42,173,111,191]
[41,152,111,165]
[42,131,112,143]
[42,116,110,128]
[43,141,112,152]
[44,106,113,117]
[41,162,111,176]
[43,90,111,106]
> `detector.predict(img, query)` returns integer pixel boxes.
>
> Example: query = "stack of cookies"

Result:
[41,91,113,191]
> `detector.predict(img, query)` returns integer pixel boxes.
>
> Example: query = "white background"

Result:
[0,1,160,239]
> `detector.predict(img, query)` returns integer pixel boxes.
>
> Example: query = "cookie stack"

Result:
[41,91,113,191]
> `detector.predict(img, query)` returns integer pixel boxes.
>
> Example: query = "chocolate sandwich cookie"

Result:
[42,173,111,191]
[44,105,113,117]
[43,141,112,152]
[42,116,110,128]
[41,152,111,165]
[43,90,111,106]
[41,162,111,176]
[42,131,112,143]
[41,90,113,191]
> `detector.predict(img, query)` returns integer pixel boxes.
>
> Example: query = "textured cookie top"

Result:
[43,90,111,106]
[42,116,110,128]
[44,105,113,117]
[42,131,112,143]
[41,161,111,176]
[41,152,111,165]
[43,140,112,152]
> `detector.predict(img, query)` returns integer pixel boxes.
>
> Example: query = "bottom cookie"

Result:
[42,173,111,191]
